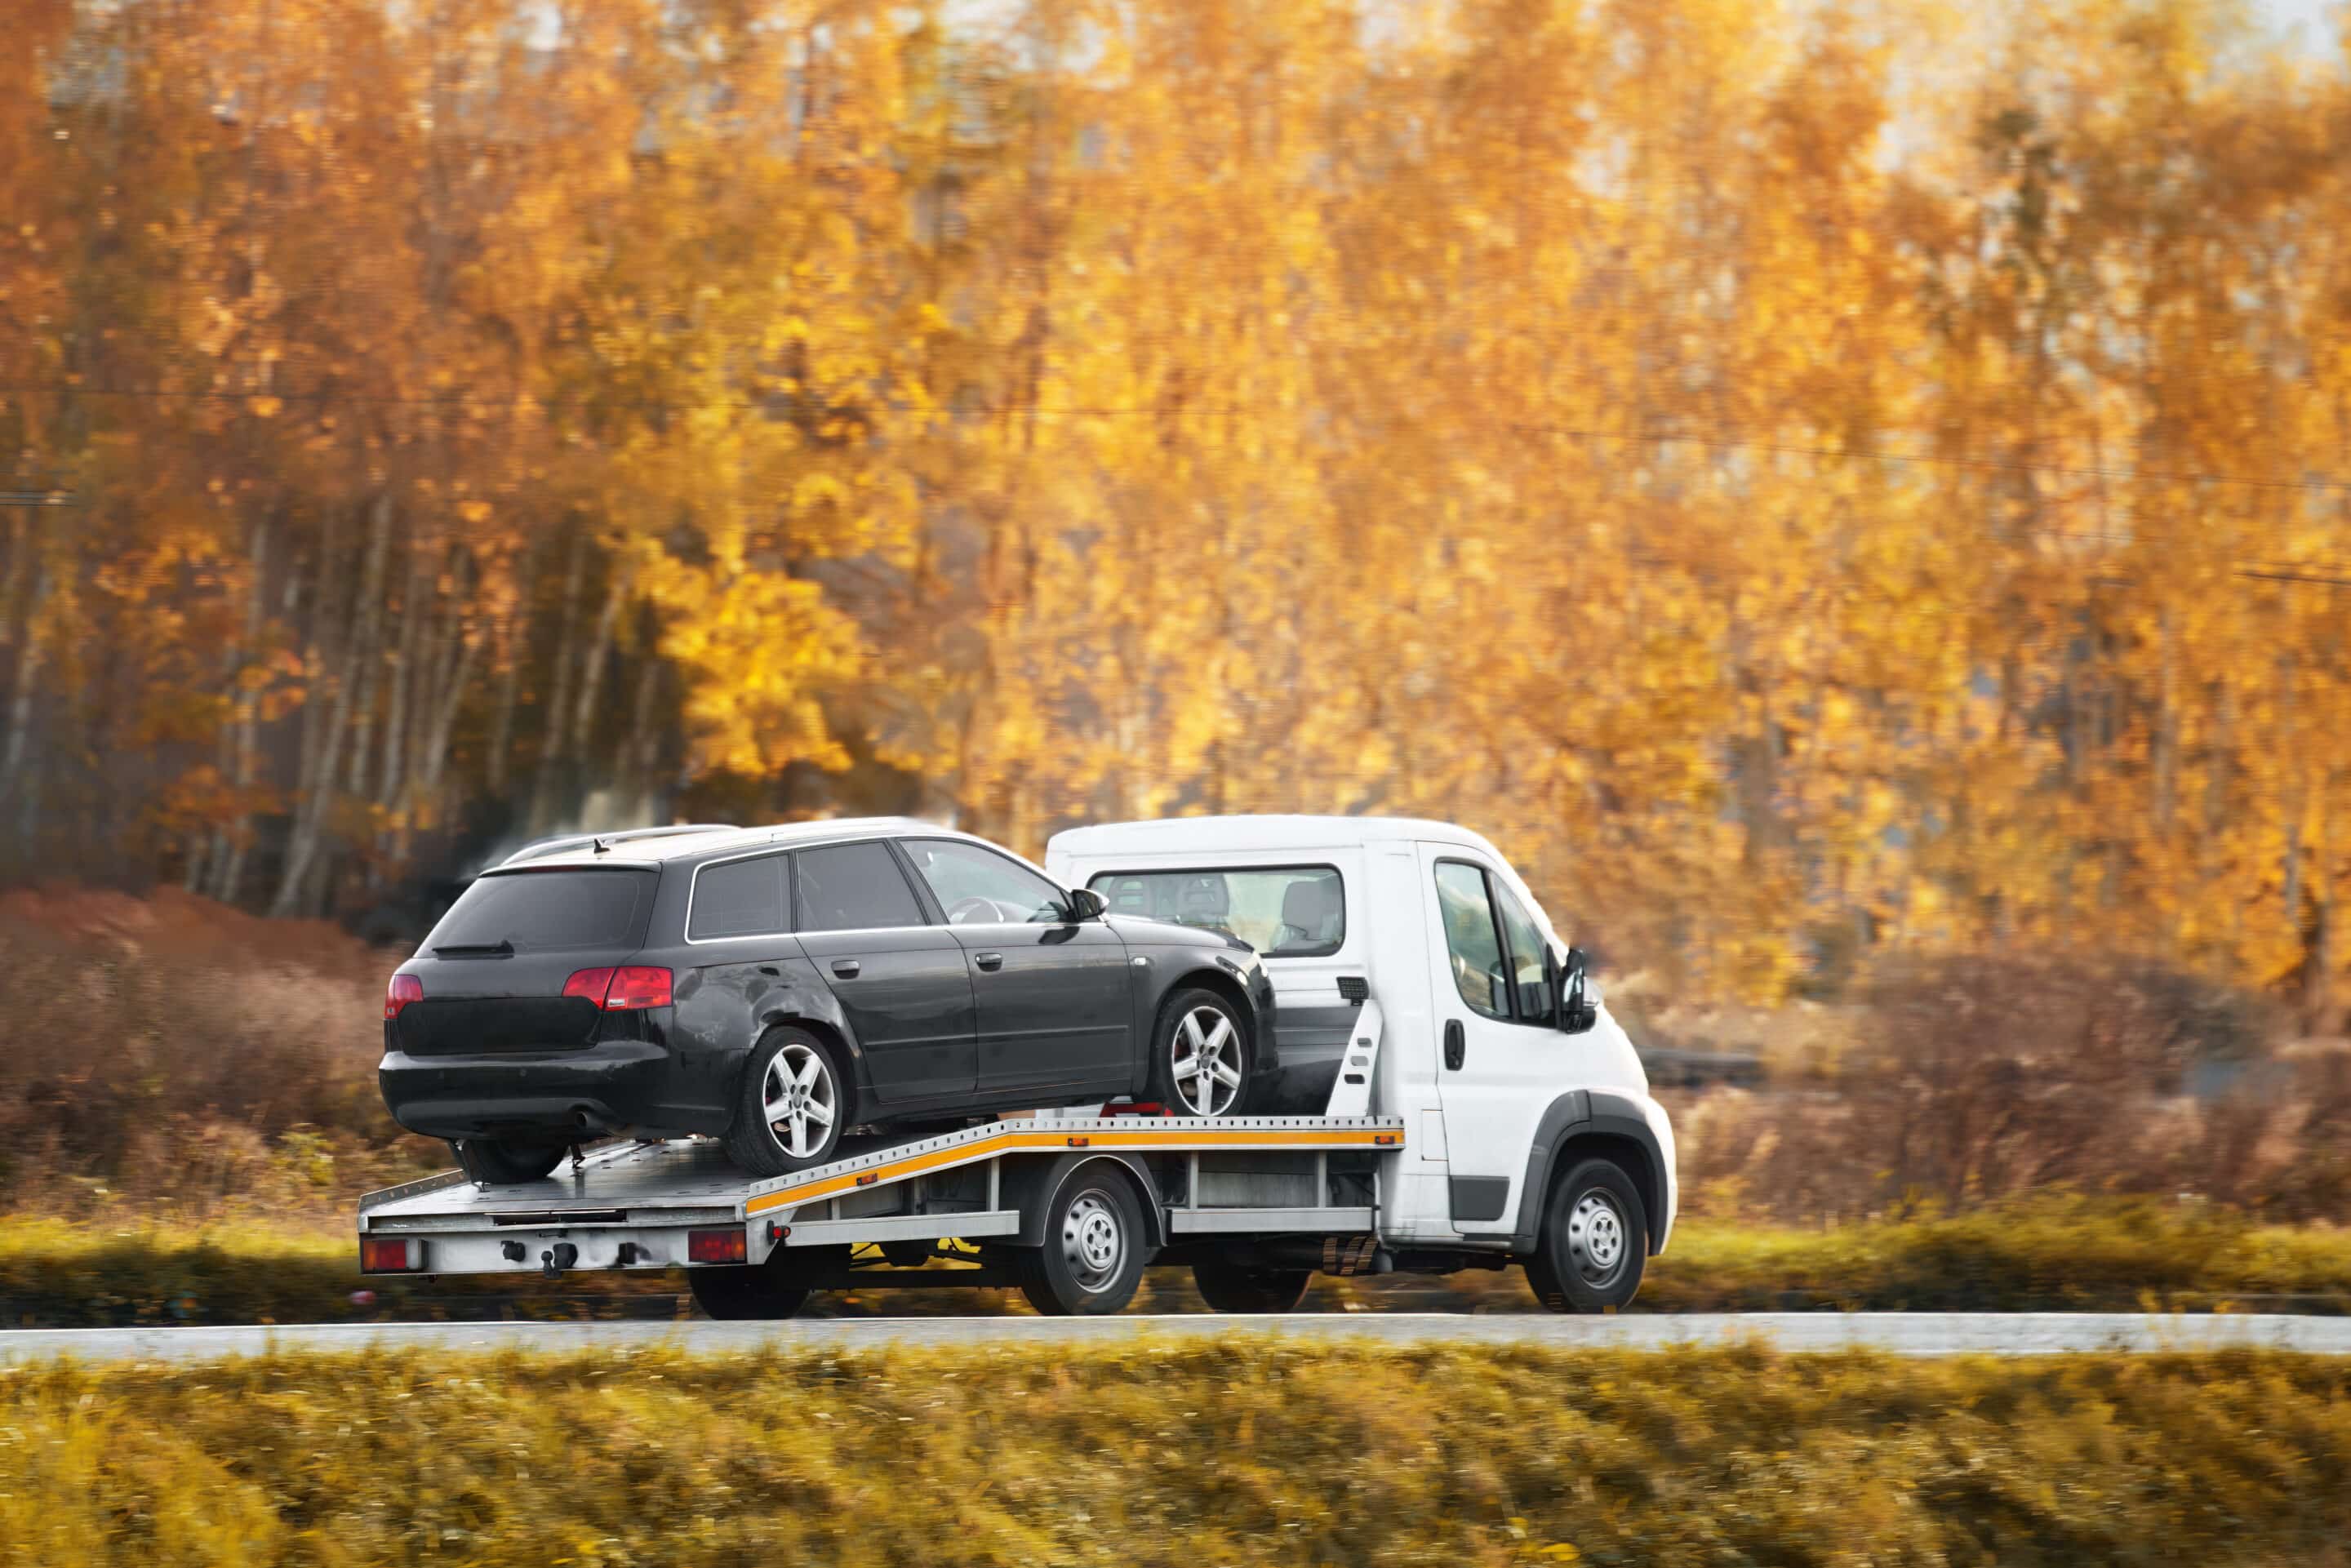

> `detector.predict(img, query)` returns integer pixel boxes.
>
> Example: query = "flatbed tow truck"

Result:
[359,815,1677,1317]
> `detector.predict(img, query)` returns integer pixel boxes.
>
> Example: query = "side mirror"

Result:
[1065,886,1109,922]
[1558,946,1598,1034]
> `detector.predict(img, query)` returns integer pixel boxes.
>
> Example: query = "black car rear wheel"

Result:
[452,1137,565,1186]
[1149,988,1251,1117]
[722,1027,847,1177]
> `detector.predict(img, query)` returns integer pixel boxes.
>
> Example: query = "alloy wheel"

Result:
[762,1042,838,1159]
[1169,1005,1243,1116]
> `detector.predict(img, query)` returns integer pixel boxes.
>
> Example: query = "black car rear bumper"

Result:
[379,1031,737,1144]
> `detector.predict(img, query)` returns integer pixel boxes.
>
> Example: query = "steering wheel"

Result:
[947,895,1002,926]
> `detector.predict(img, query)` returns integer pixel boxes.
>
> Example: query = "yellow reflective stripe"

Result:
[744,1126,1402,1215]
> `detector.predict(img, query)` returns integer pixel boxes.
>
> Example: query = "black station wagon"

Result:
[380,820,1276,1181]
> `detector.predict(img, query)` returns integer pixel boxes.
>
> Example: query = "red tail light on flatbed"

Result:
[562,966,673,1011]
[360,1236,425,1273]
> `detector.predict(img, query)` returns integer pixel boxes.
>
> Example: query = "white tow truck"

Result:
[358,815,1676,1316]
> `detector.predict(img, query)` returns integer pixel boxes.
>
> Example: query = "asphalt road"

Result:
[5,1312,2349,1363]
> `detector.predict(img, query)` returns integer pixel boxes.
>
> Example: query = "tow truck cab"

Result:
[1045,815,1677,1256]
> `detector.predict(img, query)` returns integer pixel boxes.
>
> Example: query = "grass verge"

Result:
[3,1340,2348,1566]
[6,1197,2347,1327]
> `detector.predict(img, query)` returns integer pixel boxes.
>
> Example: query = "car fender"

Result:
[1508,1089,1673,1257]
[682,956,874,1114]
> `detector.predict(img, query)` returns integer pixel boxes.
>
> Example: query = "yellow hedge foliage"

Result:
[2,1342,2347,1566]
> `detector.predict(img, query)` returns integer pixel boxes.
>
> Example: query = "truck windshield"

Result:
[427,868,653,953]
[1088,866,1344,957]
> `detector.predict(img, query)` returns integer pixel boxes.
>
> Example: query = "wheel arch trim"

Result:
[1509,1090,1669,1257]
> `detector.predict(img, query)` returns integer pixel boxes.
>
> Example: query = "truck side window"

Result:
[1491,882,1554,1027]
[1434,861,1509,1019]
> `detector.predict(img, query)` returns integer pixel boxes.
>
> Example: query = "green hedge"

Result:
[3,1341,2347,1565]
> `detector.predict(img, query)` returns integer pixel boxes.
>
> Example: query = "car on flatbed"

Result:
[379,819,1276,1183]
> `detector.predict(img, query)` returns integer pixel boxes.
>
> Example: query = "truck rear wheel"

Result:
[687,1253,816,1321]
[1525,1157,1647,1313]
[452,1137,565,1186]
[1016,1166,1149,1315]
[1191,1257,1311,1313]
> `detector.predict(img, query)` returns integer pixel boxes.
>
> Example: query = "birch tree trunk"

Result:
[211,514,273,904]
[527,526,589,833]
[343,493,395,796]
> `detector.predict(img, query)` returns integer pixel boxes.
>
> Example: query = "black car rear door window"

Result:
[688,854,789,941]
[793,842,928,932]
[428,868,651,953]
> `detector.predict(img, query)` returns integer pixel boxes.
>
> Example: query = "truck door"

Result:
[1419,844,1559,1237]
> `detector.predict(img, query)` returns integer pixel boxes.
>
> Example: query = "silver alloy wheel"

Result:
[1060,1191,1127,1293]
[1168,1004,1243,1116]
[1565,1188,1629,1288]
[762,1042,838,1160]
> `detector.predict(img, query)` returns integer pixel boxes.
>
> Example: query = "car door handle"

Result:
[830,959,861,979]
[758,966,780,977]
[1443,1019,1465,1071]
[973,952,1004,972]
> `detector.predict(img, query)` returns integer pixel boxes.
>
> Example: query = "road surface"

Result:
[4,1312,2348,1363]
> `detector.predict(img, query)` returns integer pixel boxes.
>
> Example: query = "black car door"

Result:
[790,840,978,1105]
[895,837,1134,1099]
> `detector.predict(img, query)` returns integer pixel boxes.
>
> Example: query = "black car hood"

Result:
[1102,913,1259,957]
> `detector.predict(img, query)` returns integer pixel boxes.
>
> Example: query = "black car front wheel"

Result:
[452,1137,565,1186]
[1149,988,1251,1117]
[722,1027,847,1177]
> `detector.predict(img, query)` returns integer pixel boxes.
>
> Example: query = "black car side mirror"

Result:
[1065,886,1109,922]
[1558,946,1598,1034]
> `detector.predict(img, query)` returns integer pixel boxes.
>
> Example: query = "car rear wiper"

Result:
[432,940,516,958]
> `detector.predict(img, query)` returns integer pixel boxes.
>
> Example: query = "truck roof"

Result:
[1047,814,1506,860]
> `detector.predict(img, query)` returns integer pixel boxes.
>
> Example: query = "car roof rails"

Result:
[497,824,743,868]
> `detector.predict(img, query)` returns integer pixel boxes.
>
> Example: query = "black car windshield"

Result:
[427,868,653,953]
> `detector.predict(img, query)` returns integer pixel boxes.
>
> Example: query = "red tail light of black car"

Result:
[384,973,424,1019]
[562,966,673,1011]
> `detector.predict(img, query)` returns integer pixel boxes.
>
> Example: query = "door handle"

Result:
[830,958,861,979]
[758,966,780,977]
[973,952,1004,972]
[1443,1019,1465,1071]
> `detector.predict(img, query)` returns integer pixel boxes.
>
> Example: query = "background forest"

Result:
[7,0,2351,1019]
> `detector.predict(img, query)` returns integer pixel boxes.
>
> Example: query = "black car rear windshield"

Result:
[427,868,654,953]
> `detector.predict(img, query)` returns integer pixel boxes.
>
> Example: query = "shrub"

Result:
[3,1342,2347,1566]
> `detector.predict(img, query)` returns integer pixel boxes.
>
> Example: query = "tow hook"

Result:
[541,1241,579,1279]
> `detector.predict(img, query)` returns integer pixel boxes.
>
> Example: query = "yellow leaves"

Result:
[244,395,282,419]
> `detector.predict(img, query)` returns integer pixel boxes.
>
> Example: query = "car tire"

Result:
[1525,1157,1648,1313]
[1191,1257,1311,1314]
[452,1137,566,1185]
[1015,1165,1150,1315]
[722,1027,847,1178]
[1149,987,1252,1117]
[687,1261,812,1321]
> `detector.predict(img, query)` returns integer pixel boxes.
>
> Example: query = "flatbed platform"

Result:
[359,1116,1408,1283]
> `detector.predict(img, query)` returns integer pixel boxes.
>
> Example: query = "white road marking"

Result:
[3,1313,2348,1364]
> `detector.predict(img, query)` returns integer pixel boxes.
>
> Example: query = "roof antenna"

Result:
[592,836,611,855]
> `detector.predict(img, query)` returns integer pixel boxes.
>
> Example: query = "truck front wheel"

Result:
[1524,1157,1648,1313]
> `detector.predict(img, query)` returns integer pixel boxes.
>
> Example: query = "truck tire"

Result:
[1016,1165,1150,1315]
[1149,988,1252,1117]
[1525,1157,1648,1313]
[1191,1257,1311,1314]
[452,1137,565,1185]
[722,1028,847,1177]
[687,1263,811,1321]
